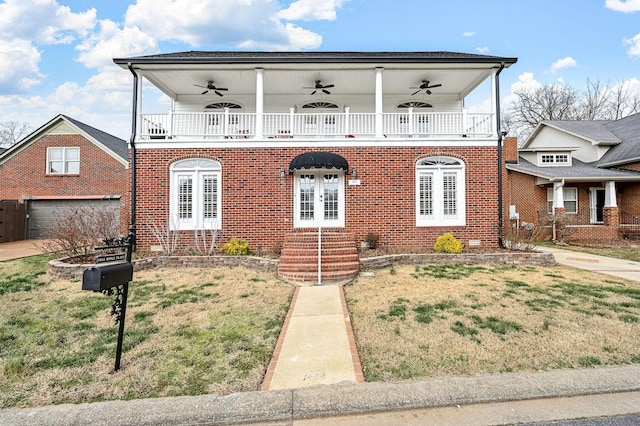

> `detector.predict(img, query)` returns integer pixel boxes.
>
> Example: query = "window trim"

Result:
[538,153,570,166]
[169,158,222,231]
[47,147,80,175]
[415,156,465,227]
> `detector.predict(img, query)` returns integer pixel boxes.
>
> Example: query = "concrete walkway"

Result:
[0,239,50,261]
[536,244,640,282]
[262,285,363,390]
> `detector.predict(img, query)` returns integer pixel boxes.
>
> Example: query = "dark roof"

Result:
[114,51,517,66]
[62,115,128,160]
[597,113,640,166]
[507,157,640,181]
[543,120,620,144]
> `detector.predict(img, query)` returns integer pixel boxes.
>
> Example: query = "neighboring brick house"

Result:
[113,51,517,282]
[0,114,130,240]
[505,113,640,242]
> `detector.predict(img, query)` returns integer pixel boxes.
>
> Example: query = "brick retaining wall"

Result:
[49,251,556,280]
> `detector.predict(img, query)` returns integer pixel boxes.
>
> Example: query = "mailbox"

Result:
[82,262,134,292]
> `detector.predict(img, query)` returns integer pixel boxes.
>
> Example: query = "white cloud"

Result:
[124,0,323,49]
[0,39,45,92]
[76,20,158,70]
[624,33,640,57]
[0,0,96,45]
[549,56,578,74]
[476,46,490,54]
[605,0,640,12]
[277,0,347,21]
[463,31,475,37]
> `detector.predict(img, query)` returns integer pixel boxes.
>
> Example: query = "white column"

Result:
[375,67,384,138]
[255,68,264,138]
[604,181,617,207]
[553,181,565,209]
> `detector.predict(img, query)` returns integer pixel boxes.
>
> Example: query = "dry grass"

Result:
[345,263,640,382]
[0,257,294,408]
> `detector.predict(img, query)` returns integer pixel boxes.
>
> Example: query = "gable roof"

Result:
[523,120,620,148]
[0,114,128,166]
[597,113,640,167]
[506,157,640,182]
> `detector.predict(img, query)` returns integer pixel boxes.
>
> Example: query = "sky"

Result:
[1,0,639,140]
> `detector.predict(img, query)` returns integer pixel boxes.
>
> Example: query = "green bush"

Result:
[220,238,251,256]
[433,232,463,254]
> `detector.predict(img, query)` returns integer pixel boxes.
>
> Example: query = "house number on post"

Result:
[81,234,134,372]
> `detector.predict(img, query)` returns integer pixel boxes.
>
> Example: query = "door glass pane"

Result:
[443,171,457,216]
[419,173,433,216]
[202,174,217,219]
[178,175,193,219]
[323,174,339,220]
[299,174,314,221]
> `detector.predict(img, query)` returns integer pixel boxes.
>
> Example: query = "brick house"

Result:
[505,113,640,242]
[113,51,517,282]
[0,114,129,240]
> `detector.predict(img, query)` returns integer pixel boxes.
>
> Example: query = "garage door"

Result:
[27,199,120,239]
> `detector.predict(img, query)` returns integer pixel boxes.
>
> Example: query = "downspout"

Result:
[494,62,506,249]
[127,63,138,250]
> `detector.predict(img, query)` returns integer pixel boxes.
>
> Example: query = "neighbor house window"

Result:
[170,158,221,230]
[540,153,570,165]
[47,147,79,174]
[547,187,577,214]
[416,156,465,226]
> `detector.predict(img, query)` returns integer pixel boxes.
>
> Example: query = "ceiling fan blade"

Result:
[194,84,207,89]
[426,90,432,95]
[411,89,421,96]
[428,84,442,89]
[322,89,330,95]
[311,90,317,95]
[201,90,209,95]
[215,90,223,97]
[322,84,335,89]
[215,87,228,91]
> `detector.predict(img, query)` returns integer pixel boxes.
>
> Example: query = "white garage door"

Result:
[28,199,120,239]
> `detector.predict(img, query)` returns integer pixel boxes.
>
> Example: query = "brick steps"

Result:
[278,231,360,284]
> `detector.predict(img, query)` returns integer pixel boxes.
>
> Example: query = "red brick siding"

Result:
[135,146,501,252]
[0,134,130,234]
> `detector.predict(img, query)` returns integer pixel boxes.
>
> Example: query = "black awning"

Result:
[289,152,349,172]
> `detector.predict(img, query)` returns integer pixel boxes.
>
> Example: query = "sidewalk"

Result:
[0,239,50,261]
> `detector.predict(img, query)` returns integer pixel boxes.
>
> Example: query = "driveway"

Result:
[0,240,50,262]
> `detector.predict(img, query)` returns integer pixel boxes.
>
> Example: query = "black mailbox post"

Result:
[81,235,134,372]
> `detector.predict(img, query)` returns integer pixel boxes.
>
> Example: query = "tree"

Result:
[0,121,32,148]
[503,79,640,142]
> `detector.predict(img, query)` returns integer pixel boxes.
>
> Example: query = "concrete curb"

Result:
[2,365,639,425]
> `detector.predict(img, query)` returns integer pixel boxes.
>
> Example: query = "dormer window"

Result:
[539,153,570,166]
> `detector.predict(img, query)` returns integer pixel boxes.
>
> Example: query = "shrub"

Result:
[220,238,250,256]
[365,232,380,249]
[433,232,463,254]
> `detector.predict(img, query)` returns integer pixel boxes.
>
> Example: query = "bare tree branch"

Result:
[0,121,32,148]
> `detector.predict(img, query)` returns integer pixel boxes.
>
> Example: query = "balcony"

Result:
[139,110,495,140]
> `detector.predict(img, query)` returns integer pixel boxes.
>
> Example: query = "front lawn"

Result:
[345,263,640,381]
[0,255,293,408]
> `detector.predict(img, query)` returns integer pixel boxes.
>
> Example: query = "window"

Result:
[170,159,221,230]
[547,187,577,214]
[416,156,465,226]
[47,147,79,174]
[540,153,570,165]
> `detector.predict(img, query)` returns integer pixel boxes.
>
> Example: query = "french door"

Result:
[294,171,345,228]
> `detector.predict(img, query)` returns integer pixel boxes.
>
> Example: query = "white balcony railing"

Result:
[140,110,495,140]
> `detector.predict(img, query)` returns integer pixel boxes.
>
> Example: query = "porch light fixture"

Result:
[280,167,285,178]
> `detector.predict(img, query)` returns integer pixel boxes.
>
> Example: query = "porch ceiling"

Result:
[139,66,493,100]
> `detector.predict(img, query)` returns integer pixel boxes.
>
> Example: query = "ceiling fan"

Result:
[304,80,334,95]
[410,80,442,96]
[194,81,229,96]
